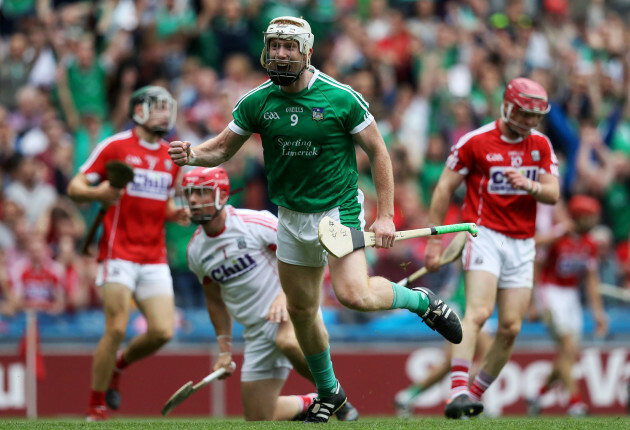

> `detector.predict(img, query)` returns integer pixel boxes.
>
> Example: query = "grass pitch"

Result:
[0,417,629,430]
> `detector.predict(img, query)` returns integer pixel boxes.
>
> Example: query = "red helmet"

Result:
[504,78,550,114]
[568,195,601,218]
[182,166,230,194]
[501,77,550,136]
[181,167,230,224]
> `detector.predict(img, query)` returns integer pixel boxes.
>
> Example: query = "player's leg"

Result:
[444,269,497,419]
[105,264,175,410]
[87,282,132,420]
[328,250,462,343]
[275,316,315,383]
[128,294,175,360]
[124,263,175,360]
[553,289,586,416]
[242,323,311,421]
[471,286,531,396]
[274,317,359,421]
[241,378,285,420]
[395,342,452,417]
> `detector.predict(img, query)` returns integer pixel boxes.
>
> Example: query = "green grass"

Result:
[0,417,629,430]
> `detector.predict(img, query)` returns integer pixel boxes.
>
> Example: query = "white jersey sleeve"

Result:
[186,227,206,285]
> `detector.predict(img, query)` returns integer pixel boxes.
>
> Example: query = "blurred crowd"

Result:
[1,0,630,317]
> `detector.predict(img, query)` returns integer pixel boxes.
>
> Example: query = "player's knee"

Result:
[496,321,522,344]
[147,326,173,345]
[276,334,300,356]
[104,326,127,345]
[334,288,369,311]
[467,308,493,328]
[286,302,318,322]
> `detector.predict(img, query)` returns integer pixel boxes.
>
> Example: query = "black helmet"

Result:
[128,86,177,137]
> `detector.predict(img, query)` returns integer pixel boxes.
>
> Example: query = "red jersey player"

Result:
[67,86,187,421]
[426,77,561,419]
[527,195,607,416]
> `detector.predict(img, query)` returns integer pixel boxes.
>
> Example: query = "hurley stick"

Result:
[81,161,135,256]
[318,216,478,259]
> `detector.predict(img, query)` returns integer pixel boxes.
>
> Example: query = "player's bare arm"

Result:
[425,168,465,272]
[168,127,249,167]
[503,169,560,204]
[67,173,123,207]
[354,122,395,248]
[267,291,289,324]
[202,280,234,377]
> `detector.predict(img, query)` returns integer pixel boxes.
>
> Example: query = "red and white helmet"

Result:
[568,195,601,218]
[181,167,230,224]
[501,77,550,136]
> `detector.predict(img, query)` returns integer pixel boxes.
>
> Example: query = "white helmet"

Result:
[260,16,314,86]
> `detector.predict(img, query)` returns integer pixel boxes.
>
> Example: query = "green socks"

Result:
[305,346,338,398]
[390,282,429,314]
[407,385,423,399]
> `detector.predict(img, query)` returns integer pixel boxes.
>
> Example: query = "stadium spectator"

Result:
[181,166,358,421]
[168,15,462,423]
[0,33,33,111]
[67,85,187,422]
[425,77,560,419]
[0,249,17,316]
[527,195,608,416]
[11,233,65,315]
[4,155,57,228]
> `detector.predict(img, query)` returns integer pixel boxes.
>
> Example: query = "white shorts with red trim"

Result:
[241,319,292,382]
[536,283,583,338]
[462,226,535,288]
[96,259,174,301]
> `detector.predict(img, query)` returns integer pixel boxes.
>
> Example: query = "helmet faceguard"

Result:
[260,16,314,86]
[181,167,230,224]
[501,77,550,137]
[129,86,177,137]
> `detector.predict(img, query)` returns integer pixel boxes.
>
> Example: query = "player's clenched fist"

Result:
[169,140,193,166]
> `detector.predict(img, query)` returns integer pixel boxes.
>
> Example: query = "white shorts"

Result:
[277,191,366,267]
[462,226,535,289]
[536,284,583,338]
[96,259,174,301]
[241,320,292,382]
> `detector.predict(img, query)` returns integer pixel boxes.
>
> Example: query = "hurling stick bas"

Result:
[398,231,468,286]
[318,216,478,259]
[161,362,235,416]
[81,161,135,256]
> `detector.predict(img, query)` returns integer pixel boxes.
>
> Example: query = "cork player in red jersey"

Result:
[425,77,561,419]
[68,86,187,421]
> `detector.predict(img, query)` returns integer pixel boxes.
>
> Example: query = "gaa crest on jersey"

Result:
[531,150,540,161]
[312,107,324,121]
[164,159,172,170]
[237,237,247,249]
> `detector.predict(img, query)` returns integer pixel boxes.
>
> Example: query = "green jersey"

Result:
[230,68,373,213]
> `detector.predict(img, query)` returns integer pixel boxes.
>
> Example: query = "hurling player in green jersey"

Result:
[168,16,463,423]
